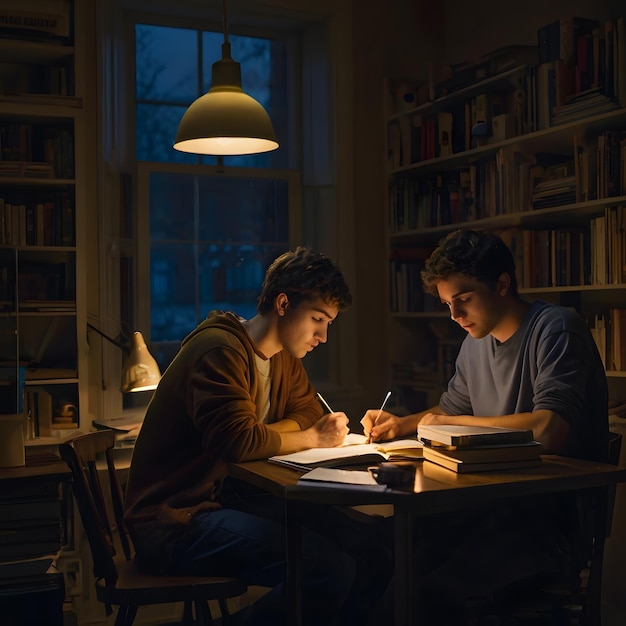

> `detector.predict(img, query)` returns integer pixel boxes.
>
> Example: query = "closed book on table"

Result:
[417,424,534,447]
[423,448,542,473]
[422,440,543,464]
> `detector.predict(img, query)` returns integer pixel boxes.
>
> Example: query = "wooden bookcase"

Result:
[0,0,85,437]
[0,5,101,623]
[385,16,626,415]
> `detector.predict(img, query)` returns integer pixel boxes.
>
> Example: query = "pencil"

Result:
[366,390,392,444]
[316,392,334,414]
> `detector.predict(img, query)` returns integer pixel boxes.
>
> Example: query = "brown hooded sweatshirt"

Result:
[124,311,322,572]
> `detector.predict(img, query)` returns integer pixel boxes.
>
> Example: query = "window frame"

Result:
[135,160,304,356]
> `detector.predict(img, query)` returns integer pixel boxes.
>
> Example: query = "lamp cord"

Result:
[221,0,229,44]
[86,322,130,354]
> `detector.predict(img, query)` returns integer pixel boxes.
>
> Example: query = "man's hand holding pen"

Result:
[363,391,392,443]
[315,392,348,446]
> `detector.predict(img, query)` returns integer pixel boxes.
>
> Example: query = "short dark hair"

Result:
[257,246,352,314]
[420,229,518,297]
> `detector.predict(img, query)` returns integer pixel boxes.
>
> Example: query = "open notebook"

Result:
[269,433,423,471]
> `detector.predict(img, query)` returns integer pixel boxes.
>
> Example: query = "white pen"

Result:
[316,392,334,414]
[366,390,392,444]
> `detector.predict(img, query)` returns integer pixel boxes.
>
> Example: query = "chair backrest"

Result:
[59,430,125,587]
[605,431,622,536]
[580,431,622,625]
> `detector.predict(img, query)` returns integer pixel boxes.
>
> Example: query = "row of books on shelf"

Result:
[417,424,542,473]
[389,77,623,170]
[0,160,54,178]
[497,210,626,288]
[0,3,73,42]
[539,16,625,106]
[389,258,444,314]
[390,132,626,232]
[394,16,623,108]
[388,16,626,168]
[590,309,626,372]
[0,476,65,563]
[389,87,531,168]
[0,124,74,179]
[0,61,73,98]
[0,268,75,306]
[0,195,75,247]
[390,214,625,314]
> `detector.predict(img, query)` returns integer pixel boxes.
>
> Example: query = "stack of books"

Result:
[417,424,543,473]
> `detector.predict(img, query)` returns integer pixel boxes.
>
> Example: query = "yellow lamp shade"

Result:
[173,46,278,156]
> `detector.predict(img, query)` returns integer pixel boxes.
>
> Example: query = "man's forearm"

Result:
[420,409,569,453]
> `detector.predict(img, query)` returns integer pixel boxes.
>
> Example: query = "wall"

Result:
[352,1,445,417]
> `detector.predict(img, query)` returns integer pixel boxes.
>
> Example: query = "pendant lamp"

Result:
[173,0,279,156]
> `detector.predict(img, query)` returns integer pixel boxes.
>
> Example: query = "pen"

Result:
[316,392,334,414]
[366,390,392,444]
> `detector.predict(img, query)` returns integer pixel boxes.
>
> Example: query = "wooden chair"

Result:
[59,430,248,626]
[578,431,622,626]
[502,432,623,626]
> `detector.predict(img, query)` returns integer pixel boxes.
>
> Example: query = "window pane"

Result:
[202,33,271,105]
[136,103,198,163]
[148,171,289,366]
[135,24,198,103]
[196,177,288,242]
[149,172,196,240]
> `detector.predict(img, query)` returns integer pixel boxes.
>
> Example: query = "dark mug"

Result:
[369,462,416,488]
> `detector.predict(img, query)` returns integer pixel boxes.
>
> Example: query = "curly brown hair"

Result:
[257,246,352,314]
[420,229,518,297]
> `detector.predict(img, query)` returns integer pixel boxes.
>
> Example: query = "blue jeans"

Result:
[168,479,392,626]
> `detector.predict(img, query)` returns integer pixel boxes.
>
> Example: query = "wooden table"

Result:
[229,456,626,626]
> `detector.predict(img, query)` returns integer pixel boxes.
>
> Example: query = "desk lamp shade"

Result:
[172,0,279,156]
[121,332,162,393]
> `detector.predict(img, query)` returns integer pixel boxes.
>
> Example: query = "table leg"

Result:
[286,499,303,626]
[394,506,412,626]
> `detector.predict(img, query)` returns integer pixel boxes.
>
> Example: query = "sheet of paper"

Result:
[298,467,382,486]
[298,467,387,491]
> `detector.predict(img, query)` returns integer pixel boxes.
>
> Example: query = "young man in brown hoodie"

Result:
[125,246,391,626]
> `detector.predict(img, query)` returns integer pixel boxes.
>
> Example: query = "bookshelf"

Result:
[0,5,99,621]
[0,0,84,439]
[385,15,626,414]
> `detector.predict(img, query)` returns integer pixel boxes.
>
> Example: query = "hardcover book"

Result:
[422,447,542,474]
[417,424,534,448]
[423,440,542,462]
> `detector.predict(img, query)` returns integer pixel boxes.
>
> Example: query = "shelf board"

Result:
[0,93,82,109]
[0,176,75,187]
[387,65,529,122]
[25,369,79,384]
[390,195,626,243]
[520,284,626,294]
[390,108,626,176]
[391,311,448,318]
[606,371,626,378]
